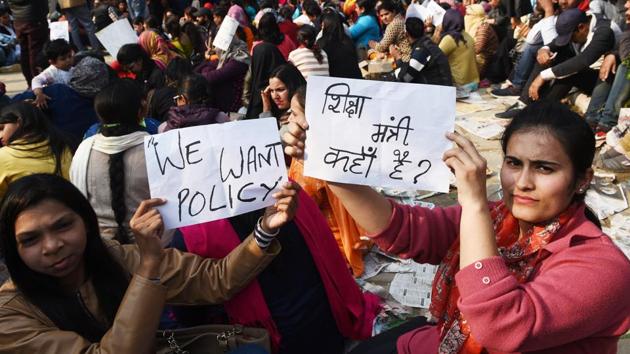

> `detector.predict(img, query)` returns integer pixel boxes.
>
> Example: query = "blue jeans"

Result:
[585,63,630,128]
[64,4,101,51]
[127,0,148,20]
[511,42,541,88]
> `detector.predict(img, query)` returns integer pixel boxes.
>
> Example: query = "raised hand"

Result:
[130,198,166,277]
[261,181,301,233]
[442,132,488,208]
[282,121,309,160]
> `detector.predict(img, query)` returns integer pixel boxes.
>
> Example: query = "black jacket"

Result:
[8,0,48,23]
[395,36,453,87]
[548,16,616,79]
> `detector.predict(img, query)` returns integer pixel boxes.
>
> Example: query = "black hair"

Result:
[184,6,198,17]
[144,15,161,30]
[318,11,353,49]
[356,0,377,17]
[182,21,207,55]
[116,43,156,78]
[405,16,425,39]
[177,74,212,105]
[297,25,324,64]
[0,6,10,17]
[165,57,193,86]
[259,0,276,10]
[278,5,294,20]
[213,6,228,18]
[377,0,402,14]
[93,79,145,244]
[268,64,306,117]
[258,12,284,45]
[293,84,306,109]
[303,0,322,18]
[132,16,145,25]
[0,102,73,175]
[165,15,182,37]
[0,174,130,342]
[501,100,600,226]
[43,39,72,62]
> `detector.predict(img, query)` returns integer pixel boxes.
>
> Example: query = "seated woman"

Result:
[464,4,498,79]
[12,56,112,143]
[283,100,630,353]
[317,11,363,79]
[253,13,297,60]
[0,102,73,199]
[117,43,166,94]
[138,24,181,70]
[0,173,299,353]
[438,9,480,90]
[160,74,229,132]
[70,80,168,245]
[286,86,370,277]
[289,25,330,79]
[259,63,306,126]
[349,0,381,54]
[368,0,411,62]
[196,36,250,113]
[165,16,194,58]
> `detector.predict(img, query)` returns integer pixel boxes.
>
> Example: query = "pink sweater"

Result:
[370,202,630,354]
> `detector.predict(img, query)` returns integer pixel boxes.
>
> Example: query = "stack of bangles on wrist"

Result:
[254,217,280,249]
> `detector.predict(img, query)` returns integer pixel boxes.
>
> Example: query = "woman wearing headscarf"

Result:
[245,42,287,119]
[11,56,112,144]
[438,9,479,89]
[196,36,251,113]
[138,30,181,70]
[465,4,499,79]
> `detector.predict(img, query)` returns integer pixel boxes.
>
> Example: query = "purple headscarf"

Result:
[441,9,465,45]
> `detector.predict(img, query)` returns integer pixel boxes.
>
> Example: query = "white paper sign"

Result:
[304,76,455,193]
[212,15,240,51]
[406,0,445,26]
[49,21,70,42]
[144,119,288,229]
[96,19,138,59]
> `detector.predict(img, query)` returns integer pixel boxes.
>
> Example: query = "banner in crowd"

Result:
[406,0,446,26]
[144,118,288,229]
[96,19,138,59]
[213,15,240,51]
[304,76,455,193]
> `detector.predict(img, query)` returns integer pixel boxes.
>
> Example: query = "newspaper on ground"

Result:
[455,116,506,140]
[585,176,628,220]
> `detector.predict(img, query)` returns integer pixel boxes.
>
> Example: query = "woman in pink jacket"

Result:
[282,100,630,354]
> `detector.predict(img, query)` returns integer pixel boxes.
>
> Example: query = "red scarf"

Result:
[429,201,579,354]
[180,189,381,352]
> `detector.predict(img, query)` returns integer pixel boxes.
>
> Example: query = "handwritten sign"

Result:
[213,15,240,51]
[96,19,138,58]
[49,21,70,42]
[304,76,455,193]
[144,118,288,229]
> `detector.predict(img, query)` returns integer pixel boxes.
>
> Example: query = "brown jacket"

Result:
[0,235,280,354]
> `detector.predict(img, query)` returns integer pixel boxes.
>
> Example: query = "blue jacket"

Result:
[12,84,98,143]
[349,14,381,48]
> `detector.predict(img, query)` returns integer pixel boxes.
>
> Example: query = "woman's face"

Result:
[379,9,395,25]
[289,95,306,125]
[500,129,589,227]
[268,78,290,110]
[0,122,19,146]
[14,199,87,290]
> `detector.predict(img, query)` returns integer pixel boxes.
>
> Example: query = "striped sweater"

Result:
[288,47,330,78]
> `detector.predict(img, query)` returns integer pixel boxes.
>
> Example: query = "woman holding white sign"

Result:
[0,172,300,353]
[282,100,630,353]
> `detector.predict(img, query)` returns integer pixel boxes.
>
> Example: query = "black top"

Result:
[319,38,363,79]
[246,42,286,119]
[229,210,345,354]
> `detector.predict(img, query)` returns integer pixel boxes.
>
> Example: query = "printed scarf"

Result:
[430,201,578,354]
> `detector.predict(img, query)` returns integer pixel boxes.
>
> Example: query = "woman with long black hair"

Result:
[0,173,299,353]
[317,11,363,79]
[289,25,330,79]
[0,102,73,199]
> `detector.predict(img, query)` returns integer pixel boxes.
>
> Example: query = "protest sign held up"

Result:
[144,118,288,229]
[304,76,455,193]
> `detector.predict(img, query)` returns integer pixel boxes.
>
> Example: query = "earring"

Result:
[578,187,586,194]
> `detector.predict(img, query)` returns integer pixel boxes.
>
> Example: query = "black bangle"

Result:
[254,217,279,249]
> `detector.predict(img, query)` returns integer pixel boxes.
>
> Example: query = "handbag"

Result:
[157,324,270,354]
